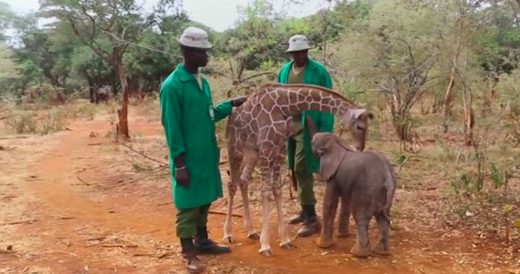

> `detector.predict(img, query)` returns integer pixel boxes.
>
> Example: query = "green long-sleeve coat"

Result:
[160,64,233,209]
[277,58,335,173]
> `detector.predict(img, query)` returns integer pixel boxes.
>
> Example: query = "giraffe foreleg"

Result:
[273,185,295,249]
[258,186,272,256]
[271,157,295,249]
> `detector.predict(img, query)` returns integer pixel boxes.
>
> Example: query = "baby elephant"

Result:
[311,132,397,258]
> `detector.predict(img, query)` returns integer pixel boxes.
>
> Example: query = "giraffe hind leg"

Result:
[223,181,238,243]
[223,150,243,244]
[239,179,259,240]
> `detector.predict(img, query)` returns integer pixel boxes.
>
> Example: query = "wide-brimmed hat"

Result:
[286,34,311,52]
[177,26,212,49]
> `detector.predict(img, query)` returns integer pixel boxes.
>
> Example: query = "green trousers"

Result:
[293,136,316,207]
[176,203,210,238]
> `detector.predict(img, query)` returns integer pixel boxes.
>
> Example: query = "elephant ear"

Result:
[319,136,347,181]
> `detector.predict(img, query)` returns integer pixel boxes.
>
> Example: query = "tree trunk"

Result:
[87,77,96,103]
[389,93,411,141]
[114,59,130,140]
[443,0,464,133]
[463,88,475,146]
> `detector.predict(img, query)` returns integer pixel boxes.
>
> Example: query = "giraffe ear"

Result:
[348,108,368,120]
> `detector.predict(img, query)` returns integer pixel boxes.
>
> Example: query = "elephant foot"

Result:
[315,236,335,249]
[350,243,371,258]
[337,229,350,238]
[248,233,260,240]
[280,242,296,250]
[372,242,391,256]
[223,235,234,244]
[258,248,273,256]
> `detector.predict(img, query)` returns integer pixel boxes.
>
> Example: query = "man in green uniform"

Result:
[277,34,335,237]
[160,26,246,274]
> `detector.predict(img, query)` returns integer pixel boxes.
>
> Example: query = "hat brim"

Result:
[177,38,213,49]
[286,46,311,53]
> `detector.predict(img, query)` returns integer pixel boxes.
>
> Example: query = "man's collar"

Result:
[289,58,317,70]
[176,64,199,82]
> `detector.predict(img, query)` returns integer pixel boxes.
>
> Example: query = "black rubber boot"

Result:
[181,238,206,274]
[296,205,321,237]
[288,210,305,224]
[194,226,231,254]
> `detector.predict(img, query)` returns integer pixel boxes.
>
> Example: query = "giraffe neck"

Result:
[280,84,357,116]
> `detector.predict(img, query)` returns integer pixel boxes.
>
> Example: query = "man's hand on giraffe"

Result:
[230,96,247,107]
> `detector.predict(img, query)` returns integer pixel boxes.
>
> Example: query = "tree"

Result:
[0,1,14,42]
[0,43,20,97]
[334,0,440,141]
[40,0,146,140]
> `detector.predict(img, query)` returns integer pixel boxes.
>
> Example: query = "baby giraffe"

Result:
[309,119,397,258]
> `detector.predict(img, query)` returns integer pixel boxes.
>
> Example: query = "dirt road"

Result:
[0,113,518,274]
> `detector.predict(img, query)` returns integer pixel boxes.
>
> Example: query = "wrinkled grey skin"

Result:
[311,132,397,258]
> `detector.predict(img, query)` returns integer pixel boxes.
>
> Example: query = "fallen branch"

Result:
[99,244,138,248]
[157,201,173,207]
[0,136,29,140]
[209,210,242,218]
[120,143,168,168]
[76,176,91,186]
[0,219,37,226]
[158,251,176,259]
[87,143,102,146]
[142,229,160,235]
[85,236,106,241]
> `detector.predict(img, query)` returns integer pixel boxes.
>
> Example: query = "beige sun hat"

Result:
[286,34,311,52]
[177,26,212,49]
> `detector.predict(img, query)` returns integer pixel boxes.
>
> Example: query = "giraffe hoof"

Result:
[280,242,296,250]
[259,249,273,256]
[223,236,235,244]
[248,233,260,240]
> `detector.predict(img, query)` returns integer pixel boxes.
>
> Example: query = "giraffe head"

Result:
[343,108,372,151]
[306,108,372,152]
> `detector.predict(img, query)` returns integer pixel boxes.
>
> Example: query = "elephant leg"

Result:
[373,211,391,256]
[351,212,371,258]
[316,182,338,249]
[337,196,350,238]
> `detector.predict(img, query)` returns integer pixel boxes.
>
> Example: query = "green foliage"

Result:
[450,172,484,195]
[490,164,506,189]
[0,44,19,82]
[394,154,408,165]
[514,219,520,229]
[0,1,14,41]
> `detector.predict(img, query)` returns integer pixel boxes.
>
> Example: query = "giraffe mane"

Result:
[255,82,359,107]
